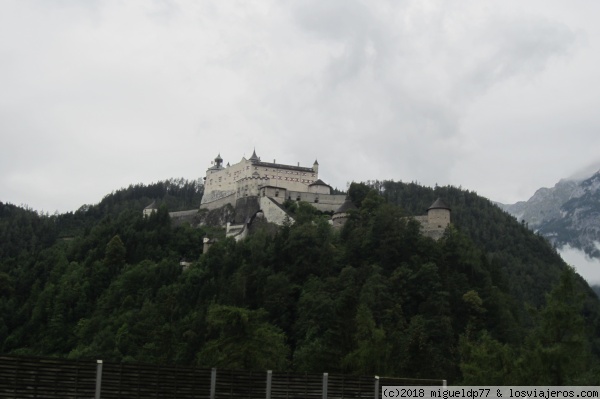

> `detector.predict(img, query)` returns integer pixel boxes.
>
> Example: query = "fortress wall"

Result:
[267,192,345,211]
[317,194,346,205]
[411,211,450,241]
[200,193,236,211]
[308,185,331,195]
[428,209,450,229]
[413,215,429,224]
[422,228,445,241]
[260,196,293,225]
[169,210,199,218]
[288,192,345,205]
[201,189,236,204]
[312,202,344,213]
[226,222,248,241]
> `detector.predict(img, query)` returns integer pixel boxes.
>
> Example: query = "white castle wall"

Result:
[201,193,236,210]
[260,196,293,225]
[268,191,346,213]
[202,153,319,207]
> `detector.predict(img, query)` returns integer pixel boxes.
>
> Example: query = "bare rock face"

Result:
[499,170,600,258]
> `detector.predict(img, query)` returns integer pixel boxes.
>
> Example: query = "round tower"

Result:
[332,197,357,229]
[427,198,451,229]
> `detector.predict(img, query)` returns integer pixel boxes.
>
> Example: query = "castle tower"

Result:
[214,153,223,169]
[313,159,319,174]
[427,198,451,229]
[332,197,357,229]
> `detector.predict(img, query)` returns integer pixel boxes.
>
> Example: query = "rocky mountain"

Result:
[499,170,600,258]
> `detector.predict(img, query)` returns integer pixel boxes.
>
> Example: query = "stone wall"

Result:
[270,192,346,213]
[411,210,450,241]
[428,208,450,229]
[260,196,293,226]
[168,210,202,227]
[200,193,236,211]
[308,184,331,195]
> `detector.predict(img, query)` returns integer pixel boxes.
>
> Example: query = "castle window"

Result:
[314,197,319,203]
[275,190,279,197]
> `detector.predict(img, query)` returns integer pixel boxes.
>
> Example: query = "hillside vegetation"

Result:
[0,179,599,384]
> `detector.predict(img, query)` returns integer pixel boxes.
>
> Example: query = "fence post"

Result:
[374,376,379,399]
[94,360,103,399]
[322,372,328,399]
[266,370,272,399]
[210,368,217,399]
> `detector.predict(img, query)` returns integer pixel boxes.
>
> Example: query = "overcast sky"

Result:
[2,0,600,215]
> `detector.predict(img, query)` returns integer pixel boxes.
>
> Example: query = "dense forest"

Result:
[1,178,599,384]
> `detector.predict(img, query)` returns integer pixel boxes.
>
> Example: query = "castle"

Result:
[145,149,451,241]
[200,150,347,239]
[198,149,450,240]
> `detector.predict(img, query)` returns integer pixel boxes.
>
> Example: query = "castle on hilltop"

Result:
[200,150,347,239]
[197,149,450,240]
[145,149,451,242]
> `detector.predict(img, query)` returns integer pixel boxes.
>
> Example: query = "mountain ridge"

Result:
[499,169,600,258]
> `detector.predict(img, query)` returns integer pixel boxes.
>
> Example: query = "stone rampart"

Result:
[270,192,345,213]
[200,193,236,211]
[260,196,293,225]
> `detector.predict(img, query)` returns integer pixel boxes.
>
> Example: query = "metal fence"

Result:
[0,354,445,398]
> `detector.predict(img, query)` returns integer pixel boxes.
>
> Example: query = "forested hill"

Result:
[373,180,589,307]
[1,179,599,384]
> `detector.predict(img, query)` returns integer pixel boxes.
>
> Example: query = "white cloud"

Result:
[560,244,600,286]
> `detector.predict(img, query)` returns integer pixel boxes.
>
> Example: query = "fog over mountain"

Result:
[499,166,600,284]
